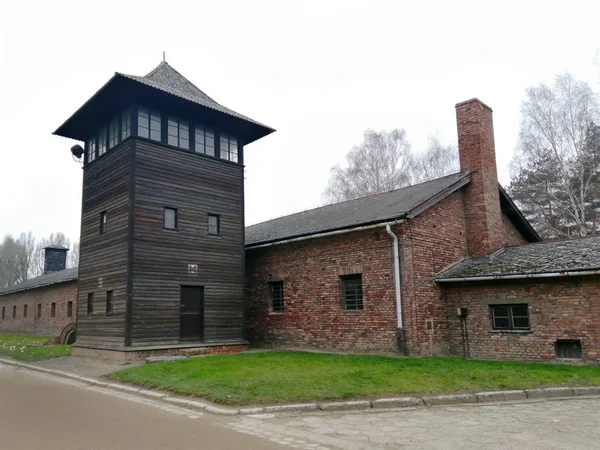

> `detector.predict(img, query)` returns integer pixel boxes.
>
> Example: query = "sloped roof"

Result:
[117,62,273,131]
[246,172,472,247]
[436,236,600,281]
[0,268,78,296]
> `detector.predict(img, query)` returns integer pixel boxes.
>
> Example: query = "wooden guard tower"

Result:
[54,61,274,358]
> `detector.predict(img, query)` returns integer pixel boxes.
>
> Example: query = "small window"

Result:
[2,307,5,320]
[108,116,119,149]
[219,134,238,162]
[87,293,94,316]
[208,214,220,235]
[67,301,73,318]
[490,304,530,330]
[100,211,107,234]
[167,117,190,149]
[269,281,284,313]
[87,136,96,163]
[98,125,107,156]
[164,207,178,230]
[51,302,56,317]
[37,303,42,318]
[195,126,215,156]
[23,304,27,318]
[121,108,131,140]
[341,274,363,311]
[106,291,114,315]
[556,340,582,359]
[137,107,161,141]
[12,305,16,318]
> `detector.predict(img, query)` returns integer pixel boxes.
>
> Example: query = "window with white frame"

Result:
[137,107,161,141]
[194,126,215,156]
[168,117,189,149]
[108,117,119,149]
[98,126,107,156]
[219,134,238,162]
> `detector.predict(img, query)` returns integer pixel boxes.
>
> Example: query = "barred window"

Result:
[168,117,189,149]
[341,274,363,311]
[269,281,284,313]
[219,134,238,162]
[195,126,215,156]
[490,304,530,330]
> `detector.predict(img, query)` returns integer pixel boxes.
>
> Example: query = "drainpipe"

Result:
[385,224,405,354]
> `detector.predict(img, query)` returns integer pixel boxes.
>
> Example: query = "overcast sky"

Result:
[0,0,598,244]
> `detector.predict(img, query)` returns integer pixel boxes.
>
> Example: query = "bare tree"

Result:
[0,236,26,289]
[412,137,460,184]
[509,73,600,238]
[323,129,414,203]
[15,231,36,281]
[68,241,80,269]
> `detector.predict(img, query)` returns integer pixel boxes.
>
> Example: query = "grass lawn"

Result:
[0,333,71,361]
[108,351,600,405]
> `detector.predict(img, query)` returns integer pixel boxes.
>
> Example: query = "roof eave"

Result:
[0,276,78,297]
[436,266,600,283]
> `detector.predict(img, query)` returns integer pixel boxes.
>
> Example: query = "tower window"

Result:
[195,126,215,156]
[87,293,94,316]
[109,117,119,149]
[168,117,189,149]
[138,107,161,141]
[164,207,178,230]
[121,108,131,140]
[87,136,96,163]
[98,126,107,156]
[100,211,107,234]
[220,134,238,162]
[106,291,114,315]
[208,214,220,235]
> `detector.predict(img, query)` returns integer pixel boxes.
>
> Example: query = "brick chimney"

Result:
[455,98,504,258]
[44,246,69,274]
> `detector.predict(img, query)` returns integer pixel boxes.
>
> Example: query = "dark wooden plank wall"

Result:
[77,140,132,346]
[131,139,244,345]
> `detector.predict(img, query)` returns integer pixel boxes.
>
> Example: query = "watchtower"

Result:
[54,61,274,355]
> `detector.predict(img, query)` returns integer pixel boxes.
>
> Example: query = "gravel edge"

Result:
[2,357,599,416]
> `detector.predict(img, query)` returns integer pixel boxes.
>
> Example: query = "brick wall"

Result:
[398,191,468,355]
[443,277,600,363]
[502,214,528,246]
[246,226,399,353]
[0,281,78,338]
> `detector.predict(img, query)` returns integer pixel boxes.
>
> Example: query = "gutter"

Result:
[436,268,600,283]
[246,219,405,250]
[385,225,403,329]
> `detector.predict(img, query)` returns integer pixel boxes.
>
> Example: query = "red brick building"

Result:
[0,248,77,344]
[246,98,600,364]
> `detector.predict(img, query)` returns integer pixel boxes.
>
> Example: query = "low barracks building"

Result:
[2,62,599,363]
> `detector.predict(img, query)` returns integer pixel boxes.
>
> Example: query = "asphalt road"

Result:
[0,364,285,450]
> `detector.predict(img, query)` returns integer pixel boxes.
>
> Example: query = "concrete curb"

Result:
[2,357,599,416]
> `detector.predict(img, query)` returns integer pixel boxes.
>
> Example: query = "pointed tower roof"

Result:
[54,61,274,144]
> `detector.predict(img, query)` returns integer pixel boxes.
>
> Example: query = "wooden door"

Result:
[180,286,204,341]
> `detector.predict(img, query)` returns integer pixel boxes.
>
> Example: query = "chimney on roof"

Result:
[455,98,504,258]
[44,246,69,274]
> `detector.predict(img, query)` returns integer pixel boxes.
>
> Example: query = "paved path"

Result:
[2,362,600,449]
[228,398,600,449]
